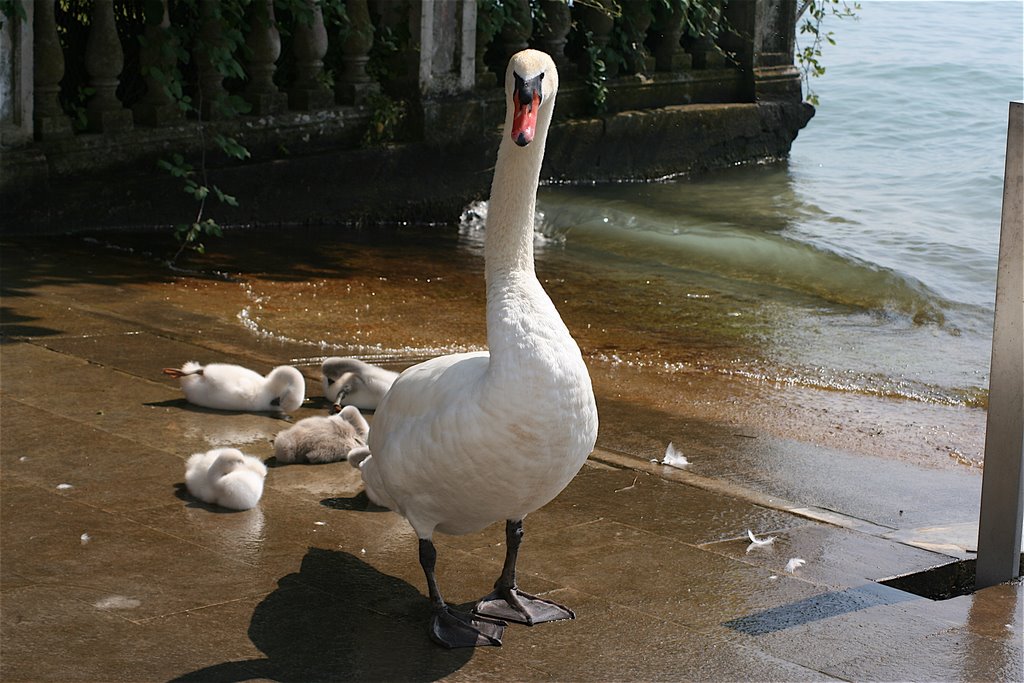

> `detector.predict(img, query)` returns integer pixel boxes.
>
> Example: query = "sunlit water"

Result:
[517,0,1022,409]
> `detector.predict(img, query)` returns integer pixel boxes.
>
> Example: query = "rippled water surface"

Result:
[523,0,1022,410]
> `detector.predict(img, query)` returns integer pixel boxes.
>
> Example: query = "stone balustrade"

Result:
[0,0,796,146]
[0,1,810,233]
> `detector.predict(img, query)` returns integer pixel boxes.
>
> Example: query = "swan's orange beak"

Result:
[511,72,543,147]
[512,92,540,147]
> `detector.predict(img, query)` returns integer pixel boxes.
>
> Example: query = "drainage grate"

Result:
[878,554,1024,601]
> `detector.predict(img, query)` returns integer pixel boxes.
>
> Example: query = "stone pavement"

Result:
[1,236,1021,682]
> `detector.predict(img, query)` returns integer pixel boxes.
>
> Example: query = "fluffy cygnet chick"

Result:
[184,448,268,511]
[163,361,306,413]
[321,357,398,411]
[273,405,370,464]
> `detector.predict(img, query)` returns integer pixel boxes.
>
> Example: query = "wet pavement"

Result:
[2,235,1022,682]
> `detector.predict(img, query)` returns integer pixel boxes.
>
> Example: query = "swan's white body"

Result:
[321,357,398,410]
[355,51,598,540]
[274,405,369,464]
[166,361,306,413]
[184,448,268,510]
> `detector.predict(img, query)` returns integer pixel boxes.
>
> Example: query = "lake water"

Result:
[526,0,1023,412]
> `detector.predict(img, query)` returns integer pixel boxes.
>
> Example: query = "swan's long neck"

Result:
[483,134,545,281]
[484,101,566,362]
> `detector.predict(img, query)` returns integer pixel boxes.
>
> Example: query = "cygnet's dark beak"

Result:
[511,72,544,147]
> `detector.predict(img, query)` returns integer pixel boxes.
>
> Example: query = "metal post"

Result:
[976,101,1024,589]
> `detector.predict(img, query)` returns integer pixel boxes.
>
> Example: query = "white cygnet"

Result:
[274,405,370,464]
[184,448,268,511]
[163,361,306,413]
[321,357,398,411]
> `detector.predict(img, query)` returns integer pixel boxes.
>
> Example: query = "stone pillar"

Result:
[651,0,692,72]
[32,0,72,140]
[458,0,476,91]
[84,0,134,133]
[534,0,573,78]
[336,0,379,105]
[1,2,36,146]
[752,0,801,101]
[134,0,183,126]
[419,0,477,143]
[419,0,471,95]
[196,0,231,119]
[288,0,333,110]
[243,0,287,115]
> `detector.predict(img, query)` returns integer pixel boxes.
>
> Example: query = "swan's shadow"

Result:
[170,547,473,682]
[320,491,390,512]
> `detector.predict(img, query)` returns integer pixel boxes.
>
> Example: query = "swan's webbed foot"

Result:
[429,605,505,648]
[475,588,575,626]
[418,537,504,648]
[474,519,576,626]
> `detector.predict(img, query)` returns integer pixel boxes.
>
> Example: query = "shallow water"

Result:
[151,218,982,476]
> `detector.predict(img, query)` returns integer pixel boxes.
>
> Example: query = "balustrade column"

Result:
[243,0,287,115]
[619,0,655,76]
[370,0,416,91]
[196,0,231,120]
[688,0,725,69]
[33,0,72,139]
[534,0,573,78]
[474,1,501,88]
[84,0,133,133]
[134,0,183,126]
[288,0,333,110]
[336,0,379,105]
[576,2,616,77]
[499,0,532,65]
[651,0,692,72]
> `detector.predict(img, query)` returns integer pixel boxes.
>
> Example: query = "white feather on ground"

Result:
[746,529,777,552]
[785,557,806,573]
[185,448,267,510]
[661,442,689,468]
[274,405,370,464]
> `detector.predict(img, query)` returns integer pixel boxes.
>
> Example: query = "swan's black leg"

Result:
[418,538,505,648]
[474,519,575,625]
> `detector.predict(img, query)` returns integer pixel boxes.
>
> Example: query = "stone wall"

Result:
[0,0,813,233]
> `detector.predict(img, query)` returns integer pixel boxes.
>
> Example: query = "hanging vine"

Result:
[795,0,860,106]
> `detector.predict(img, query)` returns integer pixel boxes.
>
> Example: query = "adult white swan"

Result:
[351,50,598,648]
